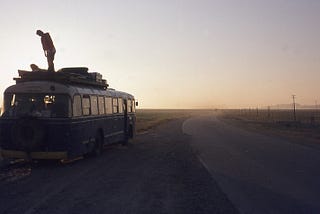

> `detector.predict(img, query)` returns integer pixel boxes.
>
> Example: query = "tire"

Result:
[11,119,45,151]
[129,125,134,138]
[121,125,132,146]
[121,136,129,146]
[89,132,103,157]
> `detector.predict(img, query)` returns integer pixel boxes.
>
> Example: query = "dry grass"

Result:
[220,109,320,141]
[135,109,213,132]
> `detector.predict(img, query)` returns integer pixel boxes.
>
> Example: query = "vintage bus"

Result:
[0,67,136,160]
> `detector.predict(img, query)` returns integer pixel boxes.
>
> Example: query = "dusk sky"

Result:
[1,0,319,108]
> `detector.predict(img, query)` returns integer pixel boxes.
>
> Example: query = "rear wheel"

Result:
[93,133,103,156]
[86,132,103,157]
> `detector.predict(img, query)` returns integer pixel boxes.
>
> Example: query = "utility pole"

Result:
[315,100,318,118]
[292,95,296,122]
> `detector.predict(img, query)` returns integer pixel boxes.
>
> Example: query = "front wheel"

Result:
[121,125,133,146]
[121,136,129,146]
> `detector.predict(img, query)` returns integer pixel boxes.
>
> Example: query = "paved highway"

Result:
[183,115,320,214]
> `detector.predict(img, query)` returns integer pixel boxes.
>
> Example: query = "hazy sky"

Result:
[0,0,319,108]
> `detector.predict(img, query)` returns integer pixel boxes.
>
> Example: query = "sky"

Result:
[0,0,319,109]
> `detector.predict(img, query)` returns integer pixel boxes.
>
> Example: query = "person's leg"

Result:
[47,52,55,72]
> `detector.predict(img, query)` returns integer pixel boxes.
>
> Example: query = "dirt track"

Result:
[0,118,238,214]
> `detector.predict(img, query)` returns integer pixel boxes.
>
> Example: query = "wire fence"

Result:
[223,109,320,127]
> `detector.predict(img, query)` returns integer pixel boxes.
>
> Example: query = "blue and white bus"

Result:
[0,67,136,160]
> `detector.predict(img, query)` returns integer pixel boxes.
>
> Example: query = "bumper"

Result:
[1,149,68,160]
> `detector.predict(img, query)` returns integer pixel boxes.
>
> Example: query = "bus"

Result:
[0,67,136,161]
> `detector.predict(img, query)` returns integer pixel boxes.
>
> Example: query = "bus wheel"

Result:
[12,119,45,151]
[121,136,129,146]
[87,133,103,157]
[129,125,134,138]
[122,125,133,146]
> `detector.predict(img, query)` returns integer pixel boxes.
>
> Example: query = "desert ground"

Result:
[1,109,320,213]
[0,110,237,214]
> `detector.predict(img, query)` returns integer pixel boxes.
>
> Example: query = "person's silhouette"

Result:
[36,30,56,72]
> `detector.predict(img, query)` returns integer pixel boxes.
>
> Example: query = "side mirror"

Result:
[135,101,138,107]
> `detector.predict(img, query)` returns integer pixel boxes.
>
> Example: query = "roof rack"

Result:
[14,67,109,89]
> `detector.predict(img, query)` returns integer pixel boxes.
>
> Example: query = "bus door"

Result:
[123,99,128,135]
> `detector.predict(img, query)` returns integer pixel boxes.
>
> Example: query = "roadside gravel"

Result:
[0,118,238,214]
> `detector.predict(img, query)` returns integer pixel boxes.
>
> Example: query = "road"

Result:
[0,118,237,214]
[183,115,320,214]
[2,114,319,214]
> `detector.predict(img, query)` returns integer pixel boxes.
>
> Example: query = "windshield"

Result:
[1,93,71,118]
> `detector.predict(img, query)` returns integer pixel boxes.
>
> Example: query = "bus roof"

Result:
[5,67,135,99]
[4,81,135,100]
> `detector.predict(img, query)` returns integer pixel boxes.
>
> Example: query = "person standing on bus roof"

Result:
[36,30,56,72]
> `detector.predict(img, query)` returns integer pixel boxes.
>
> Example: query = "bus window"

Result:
[127,99,132,113]
[118,98,123,113]
[112,98,118,113]
[1,93,71,118]
[105,97,112,114]
[1,93,14,116]
[49,95,71,118]
[82,95,90,116]
[73,95,82,117]
[90,96,98,115]
[132,100,136,112]
[98,96,105,115]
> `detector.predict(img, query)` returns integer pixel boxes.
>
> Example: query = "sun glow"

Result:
[1,1,320,108]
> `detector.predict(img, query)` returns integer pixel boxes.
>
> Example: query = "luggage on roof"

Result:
[14,67,108,89]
